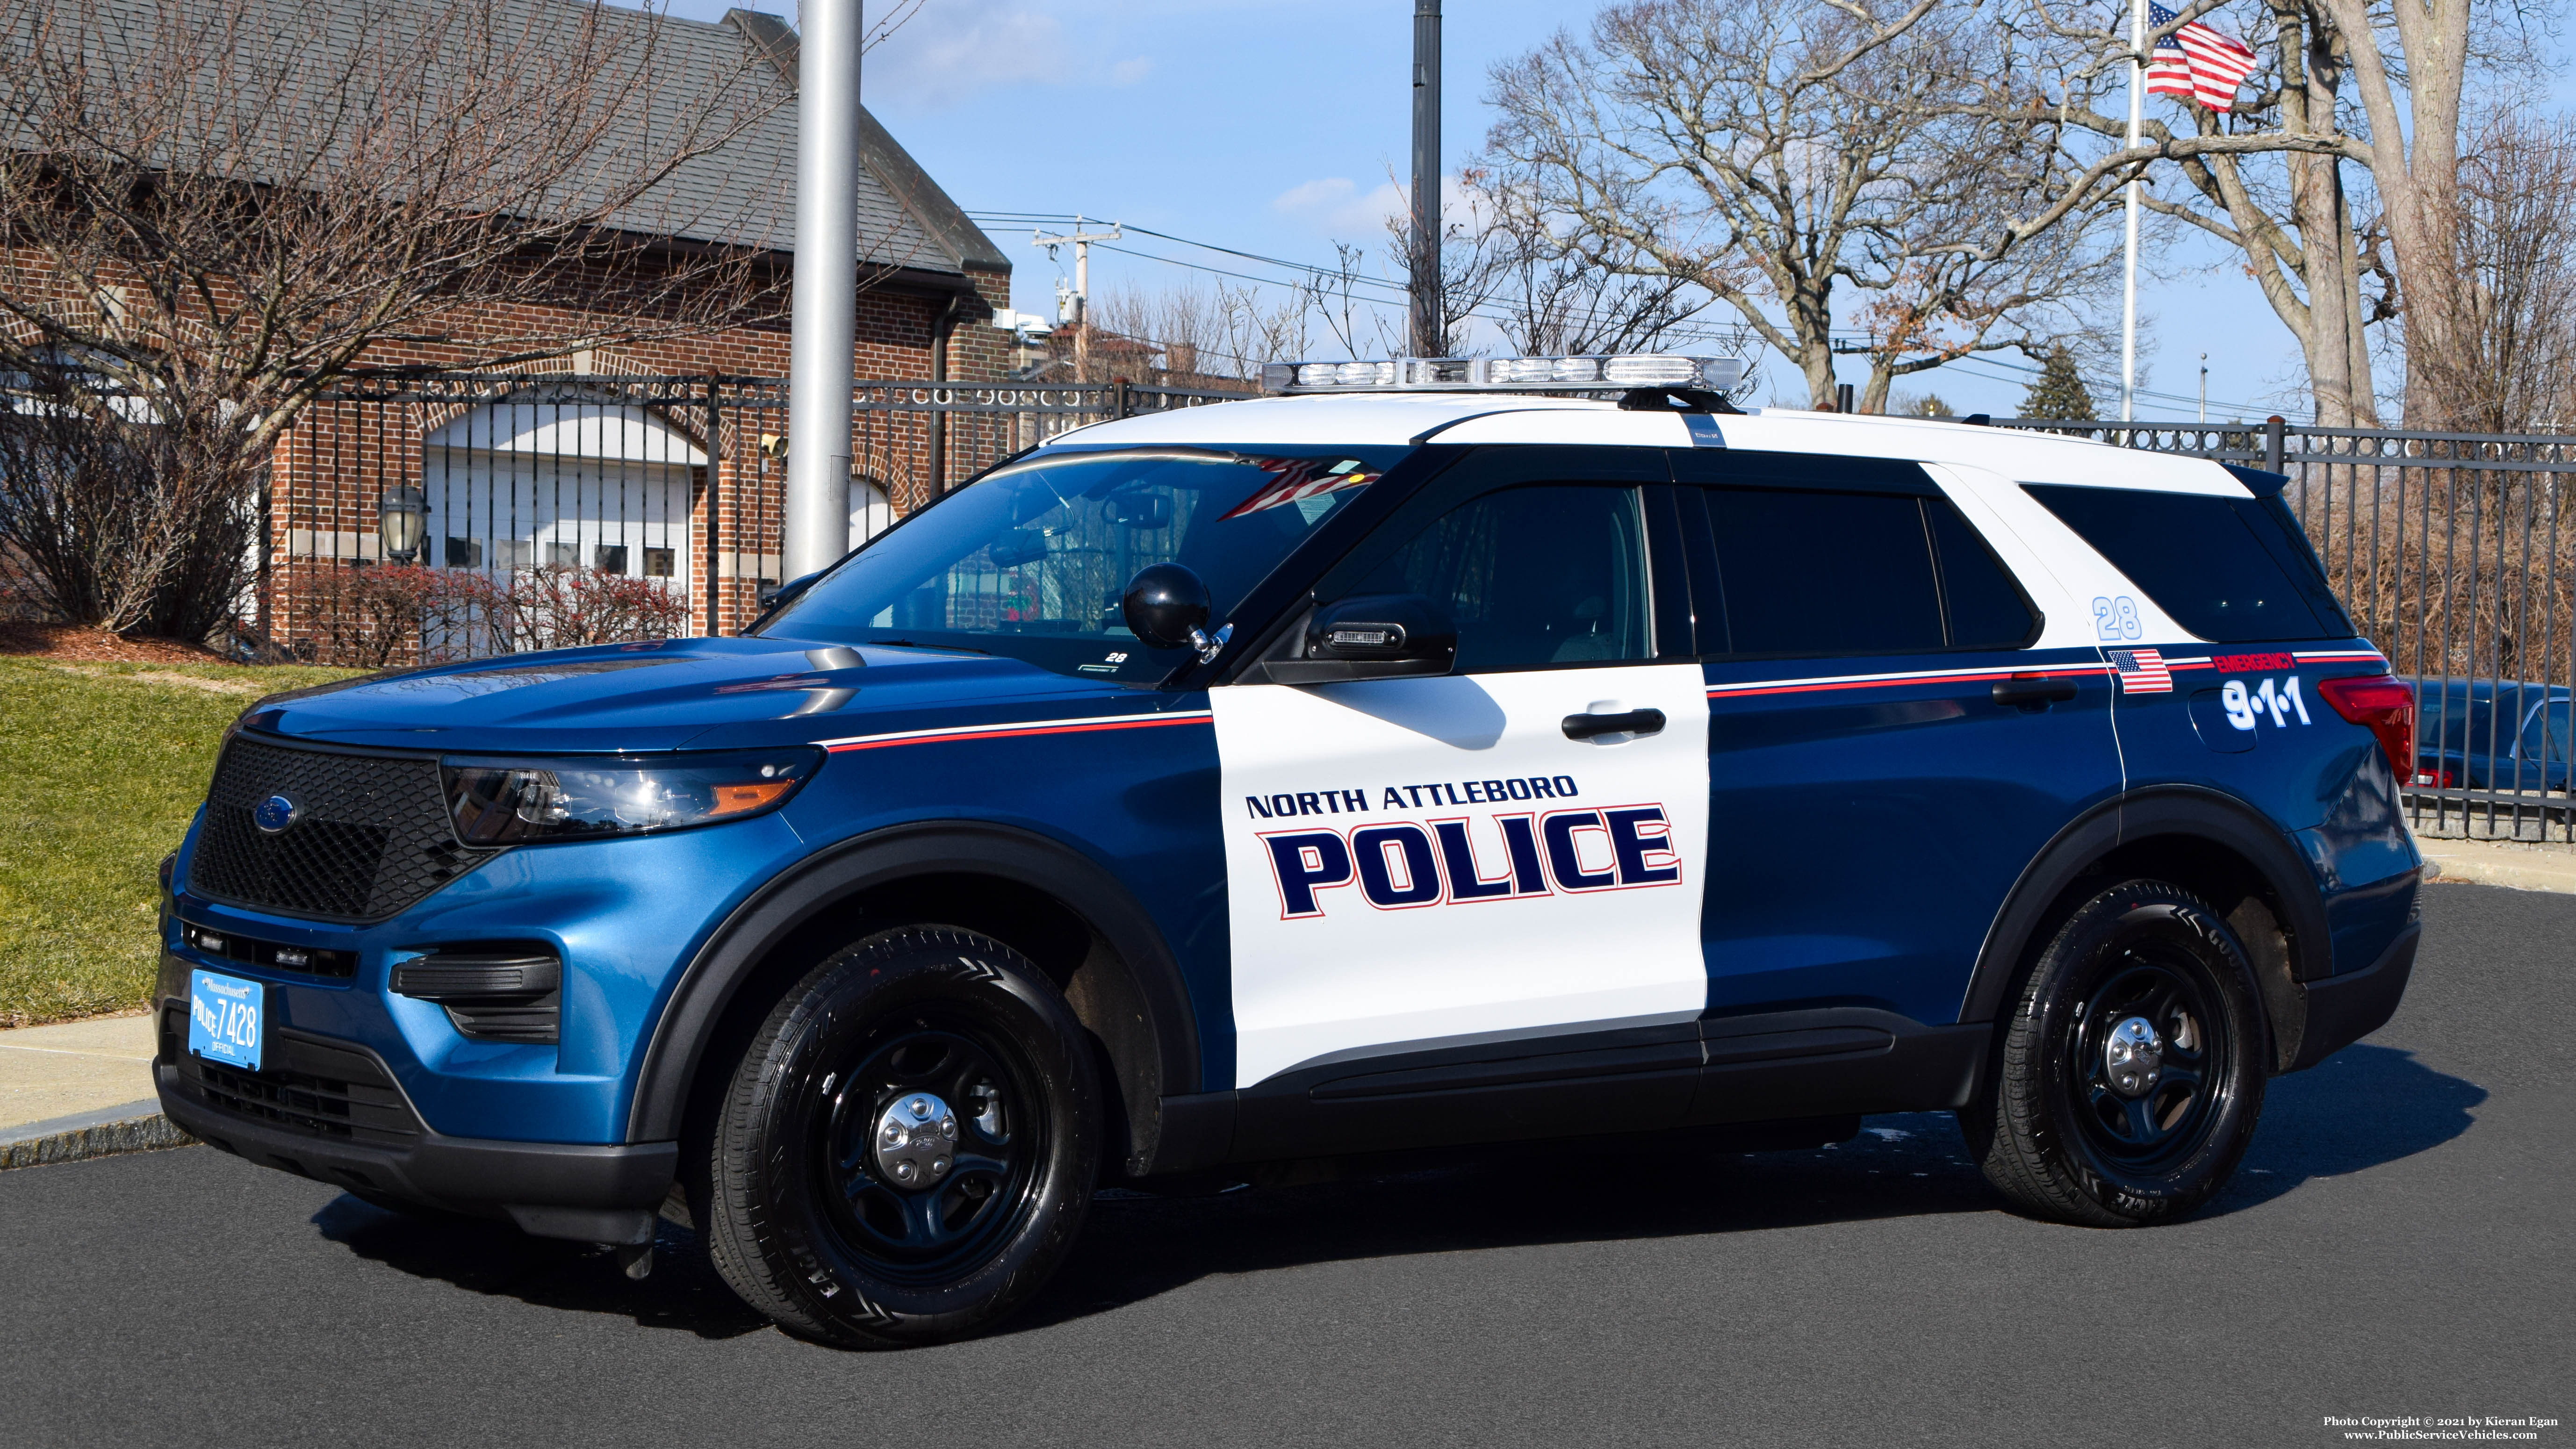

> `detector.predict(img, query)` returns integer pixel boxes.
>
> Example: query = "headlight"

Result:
[442,747,823,844]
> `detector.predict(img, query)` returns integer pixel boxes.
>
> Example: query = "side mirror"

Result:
[1256,594,1456,683]
[1121,562,1213,651]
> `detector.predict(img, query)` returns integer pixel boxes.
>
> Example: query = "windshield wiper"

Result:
[866,638,989,656]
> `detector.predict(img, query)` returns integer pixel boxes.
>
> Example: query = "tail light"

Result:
[2413,767,2454,788]
[2317,674,2416,780]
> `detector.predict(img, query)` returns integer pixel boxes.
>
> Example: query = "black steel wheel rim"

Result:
[2062,941,2234,1172]
[813,1013,1046,1284]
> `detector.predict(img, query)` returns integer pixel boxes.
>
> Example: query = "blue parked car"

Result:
[156,361,2424,1347]
[2406,678,2573,794]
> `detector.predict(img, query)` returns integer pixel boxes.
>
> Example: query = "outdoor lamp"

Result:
[378,486,428,563]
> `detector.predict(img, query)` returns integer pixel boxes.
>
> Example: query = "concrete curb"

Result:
[2418,838,2576,896]
[0,1099,195,1171]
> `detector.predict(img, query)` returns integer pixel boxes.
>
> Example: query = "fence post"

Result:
[704,373,722,638]
[1114,379,1132,420]
[2265,415,2285,474]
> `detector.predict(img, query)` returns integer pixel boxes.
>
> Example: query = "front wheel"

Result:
[701,926,1101,1347]
[1965,880,2267,1227]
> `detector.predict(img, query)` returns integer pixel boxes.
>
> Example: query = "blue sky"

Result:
[646,0,2343,420]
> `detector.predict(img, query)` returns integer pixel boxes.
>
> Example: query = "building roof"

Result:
[2,0,1005,283]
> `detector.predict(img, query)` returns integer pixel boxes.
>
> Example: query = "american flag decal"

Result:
[1218,457,1375,520]
[2110,648,2174,694]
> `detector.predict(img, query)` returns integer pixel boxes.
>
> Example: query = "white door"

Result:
[1214,481,1710,1088]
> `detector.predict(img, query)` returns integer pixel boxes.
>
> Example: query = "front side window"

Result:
[760,446,1404,680]
[1351,484,1651,672]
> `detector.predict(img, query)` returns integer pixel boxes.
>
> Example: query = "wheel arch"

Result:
[1960,786,2331,1072]
[626,821,1203,1176]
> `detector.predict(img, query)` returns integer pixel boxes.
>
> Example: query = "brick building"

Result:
[7,1,1014,653]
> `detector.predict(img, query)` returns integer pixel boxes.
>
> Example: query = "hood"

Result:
[241,637,1136,754]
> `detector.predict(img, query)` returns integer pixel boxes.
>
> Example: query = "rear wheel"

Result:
[1966,880,2266,1227]
[701,926,1100,1347]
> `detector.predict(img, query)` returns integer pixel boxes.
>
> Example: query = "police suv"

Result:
[158,356,2423,1347]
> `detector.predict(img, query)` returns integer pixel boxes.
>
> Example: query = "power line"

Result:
[971,209,2288,418]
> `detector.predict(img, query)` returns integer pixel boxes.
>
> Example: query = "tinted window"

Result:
[1707,489,1942,655]
[1356,485,1649,671]
[2025,484,2348,643]
[1926,501,2041,649]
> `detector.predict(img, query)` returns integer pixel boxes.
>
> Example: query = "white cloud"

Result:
[1270,177,1406,239]
[862,1,1066,110]
[1270,173,1484,242]
[1108,56,1154,86]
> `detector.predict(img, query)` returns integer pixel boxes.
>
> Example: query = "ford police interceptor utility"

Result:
[157,357,2422,1347]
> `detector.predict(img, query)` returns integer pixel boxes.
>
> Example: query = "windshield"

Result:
[758,445,1406,681]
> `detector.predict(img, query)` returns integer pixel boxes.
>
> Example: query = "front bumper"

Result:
[153,1004,675,1244]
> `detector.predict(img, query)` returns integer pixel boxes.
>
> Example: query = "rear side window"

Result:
[2025,484,2354,642]
[1694,488,2037,656]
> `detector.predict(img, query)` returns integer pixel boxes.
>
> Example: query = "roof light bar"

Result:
[1260,354,1745,395]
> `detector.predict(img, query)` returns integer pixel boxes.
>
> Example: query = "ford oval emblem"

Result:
[252,793,303,834]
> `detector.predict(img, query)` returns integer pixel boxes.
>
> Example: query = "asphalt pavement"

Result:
[3,882,2568,1449]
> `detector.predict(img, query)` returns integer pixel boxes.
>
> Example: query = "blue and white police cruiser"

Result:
[157,355,2423,1346]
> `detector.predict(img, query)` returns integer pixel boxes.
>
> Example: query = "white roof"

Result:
[1055,394,2244,494]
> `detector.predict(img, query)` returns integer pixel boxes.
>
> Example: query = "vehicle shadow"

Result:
[302,1043,2482,1344]
[2214,1042,2488,1211]
[309,1198,774,1341]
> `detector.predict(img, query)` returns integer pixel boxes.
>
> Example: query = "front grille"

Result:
[160,1007,423,1146]
[191,738,497,921]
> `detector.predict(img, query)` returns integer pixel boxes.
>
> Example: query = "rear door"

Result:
[1211,448,1710,1097]
[1670,451,2123,1028]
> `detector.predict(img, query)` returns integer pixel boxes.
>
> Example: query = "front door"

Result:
[1213,464,1711,1092]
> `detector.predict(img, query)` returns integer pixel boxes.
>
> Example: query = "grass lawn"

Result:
[0,657,359,1026]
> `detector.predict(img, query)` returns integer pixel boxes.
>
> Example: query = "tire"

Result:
[700,925,1101,1347]
[1965,879,2267,1227]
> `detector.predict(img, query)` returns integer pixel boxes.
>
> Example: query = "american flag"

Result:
[2145,3,2259,111]
[2110,648,2174,694]
[1218,457,1375,520]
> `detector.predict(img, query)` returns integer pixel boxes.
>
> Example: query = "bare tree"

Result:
[2444,108,2576,432]
[1483,0,2142,411]
[0,0,805,637]
[1091,279,1310,384]
[1993,2,2385,424]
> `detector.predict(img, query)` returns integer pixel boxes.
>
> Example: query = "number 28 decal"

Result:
[2223,675,2311,732]
[2093,595,2143,640]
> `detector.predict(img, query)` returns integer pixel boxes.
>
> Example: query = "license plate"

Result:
[187,969,265,1072]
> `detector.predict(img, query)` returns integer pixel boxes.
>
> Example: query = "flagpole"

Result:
[2120,0,2144,422]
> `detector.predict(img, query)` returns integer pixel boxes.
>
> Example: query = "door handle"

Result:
[1991,673,2079,709]
[1562,707,1667,740]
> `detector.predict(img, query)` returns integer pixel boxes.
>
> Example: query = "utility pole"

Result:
[1409,0,1443,358]
[783,0,862,585]
[1033,216,1122,381]
[2118,0,2143,422]
[2199,353,2209,423]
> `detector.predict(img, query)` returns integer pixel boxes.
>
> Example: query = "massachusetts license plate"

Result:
[187,969,264,1072]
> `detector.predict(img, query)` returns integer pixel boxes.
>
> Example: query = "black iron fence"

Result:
[263,373,1246,664]
[1993,417,2576,846]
